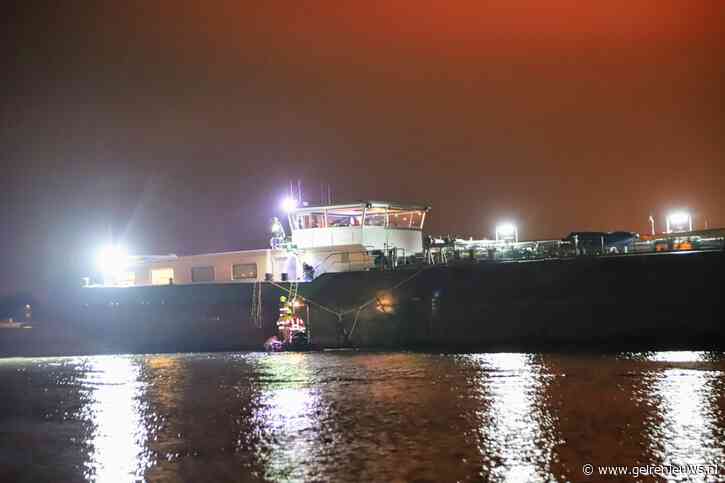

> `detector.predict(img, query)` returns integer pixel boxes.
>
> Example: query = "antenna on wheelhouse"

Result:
[315,182,333,205]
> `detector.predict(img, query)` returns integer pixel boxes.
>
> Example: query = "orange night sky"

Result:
[2,1,724,294]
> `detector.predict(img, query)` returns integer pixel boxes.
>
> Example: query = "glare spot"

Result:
[651,368,723,468]
[246,354,320,481]
[82,356,152,482]
[650,351,706,363]
[471,353,558,482]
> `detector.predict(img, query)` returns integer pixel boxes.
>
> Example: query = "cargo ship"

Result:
[1,200,724,357]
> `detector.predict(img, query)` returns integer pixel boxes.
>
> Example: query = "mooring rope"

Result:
[267,265,432,320]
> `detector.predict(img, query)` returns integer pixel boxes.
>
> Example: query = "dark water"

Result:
[2,351,725,482]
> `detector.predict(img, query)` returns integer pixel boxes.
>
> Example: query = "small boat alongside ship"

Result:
[0,318,32,330]
[1,200,724,357]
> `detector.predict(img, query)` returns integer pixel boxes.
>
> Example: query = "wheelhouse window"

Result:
[232,263,258,280]
[290,204,425,230]
[409,210,424,229]
[292,206,365,229]
[293,212,326,229]
[363,208,386,226]
[388,210,425,229]
[327,213,352,227]
[326,206,363,227]
[191,266,215,283]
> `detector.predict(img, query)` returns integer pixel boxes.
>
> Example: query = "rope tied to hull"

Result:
[266,265,432,343]
[250,281,263,328]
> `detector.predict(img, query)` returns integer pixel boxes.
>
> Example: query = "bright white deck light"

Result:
[96,244,129,275]
[280,196,298,213]
[666,211,692,234]
[495,222,519,242]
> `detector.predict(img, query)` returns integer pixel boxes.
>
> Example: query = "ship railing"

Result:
[425,236,725,263]
[306,235,725,274]
[428,239,570,262]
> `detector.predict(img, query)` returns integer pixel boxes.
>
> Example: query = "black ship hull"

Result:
[2,251,724,357]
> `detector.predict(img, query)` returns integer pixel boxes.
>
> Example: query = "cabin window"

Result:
[388,210,424,229]
[409,210,424,229]
[364,208,387,227]
[388,211,407,229]
[327,207,364,227]
[294,212,326,229]
[232,263,258,280]
[151,268,174,285]
[191,266,215,283]
[327,213,352,227]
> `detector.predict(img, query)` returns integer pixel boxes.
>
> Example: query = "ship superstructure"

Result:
[90,200,430,287]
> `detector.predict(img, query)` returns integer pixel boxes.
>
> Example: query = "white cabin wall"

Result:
[300,244,374,275]
[292,226,422,254]
[130,249,280,286]
[292,226,364,249]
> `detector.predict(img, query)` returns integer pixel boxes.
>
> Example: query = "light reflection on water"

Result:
[2,351,725,481]
[252,354,321,481]
[653,368,720,467]
[81,356,153,482]
[649,351,707,363]
[643,351,725,474]
[471,353,559,482]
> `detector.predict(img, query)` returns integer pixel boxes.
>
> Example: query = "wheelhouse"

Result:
[288,201,430,255]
